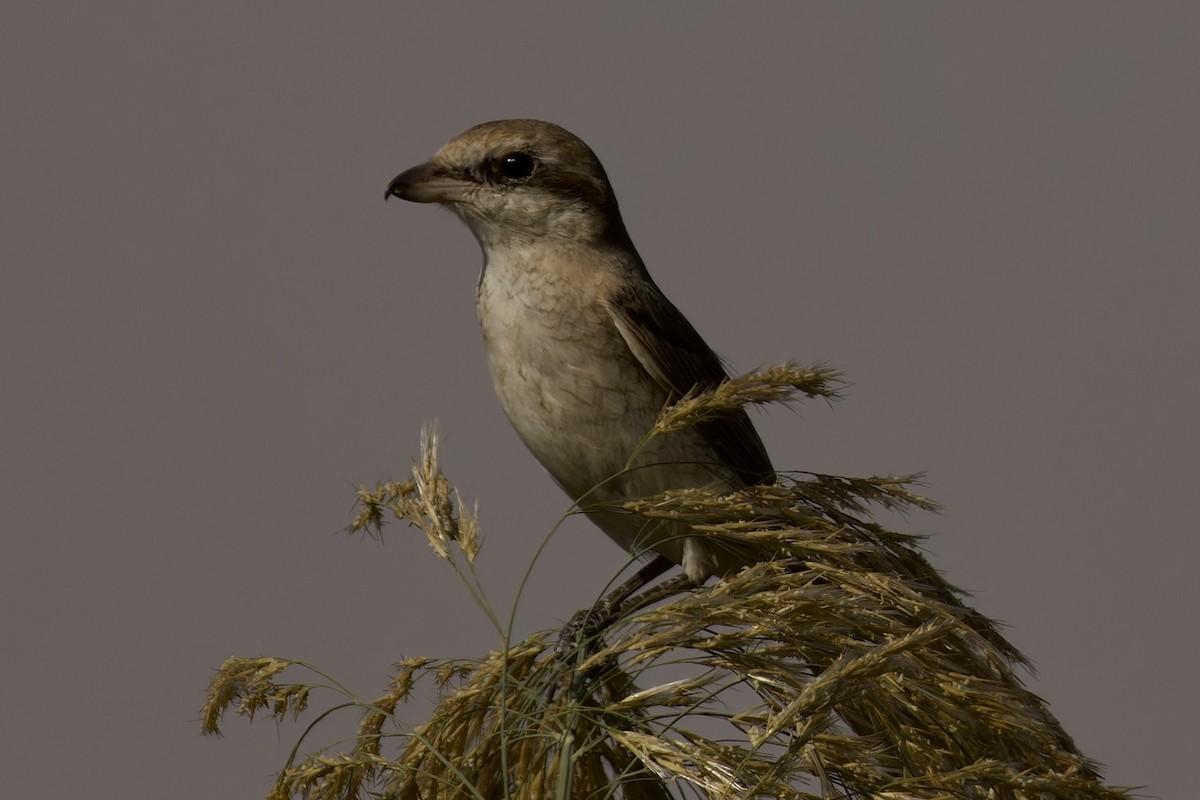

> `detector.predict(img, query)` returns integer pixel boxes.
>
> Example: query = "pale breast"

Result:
[474,245,752,579]
[476,246,668,499]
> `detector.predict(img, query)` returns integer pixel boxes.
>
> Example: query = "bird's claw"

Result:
[556,600,617,657]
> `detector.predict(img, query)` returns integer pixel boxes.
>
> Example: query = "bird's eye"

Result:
[496,152,536,181]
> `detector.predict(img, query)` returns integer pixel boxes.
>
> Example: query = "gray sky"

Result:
[2,4,1195,797]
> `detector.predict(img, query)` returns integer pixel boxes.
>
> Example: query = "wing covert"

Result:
[606,280,775,486]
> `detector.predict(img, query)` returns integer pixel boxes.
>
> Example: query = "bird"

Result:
[382,123,1110,787]
[386,119,773,588]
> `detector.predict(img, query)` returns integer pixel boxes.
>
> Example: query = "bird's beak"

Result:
[385,161,474,204]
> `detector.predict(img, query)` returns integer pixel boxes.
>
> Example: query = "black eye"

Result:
[496,152,536,180]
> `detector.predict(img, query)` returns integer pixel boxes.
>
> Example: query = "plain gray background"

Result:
[2,3,1195,797]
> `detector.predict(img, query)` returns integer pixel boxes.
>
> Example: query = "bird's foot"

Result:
[555,554,677,659]
[556,599,618,658]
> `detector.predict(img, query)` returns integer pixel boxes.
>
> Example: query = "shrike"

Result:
[386,120,772,586]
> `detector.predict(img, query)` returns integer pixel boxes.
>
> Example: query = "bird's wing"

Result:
[606,279,775,486]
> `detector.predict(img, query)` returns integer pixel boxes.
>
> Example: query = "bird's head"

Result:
[386,119,630,249]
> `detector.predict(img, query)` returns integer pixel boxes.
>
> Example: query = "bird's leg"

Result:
[603,553,680,612]
[608,571,695,617]
[557,554,677,655]
[554,555,695,704]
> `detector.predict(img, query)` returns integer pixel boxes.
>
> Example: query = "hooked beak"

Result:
[385,162,474,204]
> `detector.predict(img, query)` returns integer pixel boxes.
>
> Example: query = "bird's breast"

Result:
[475,247,666,499]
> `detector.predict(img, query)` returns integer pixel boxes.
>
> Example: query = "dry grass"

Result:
[202,365,1131,800]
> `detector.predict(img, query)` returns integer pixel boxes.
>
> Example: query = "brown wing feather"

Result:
[607,279,775,487]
